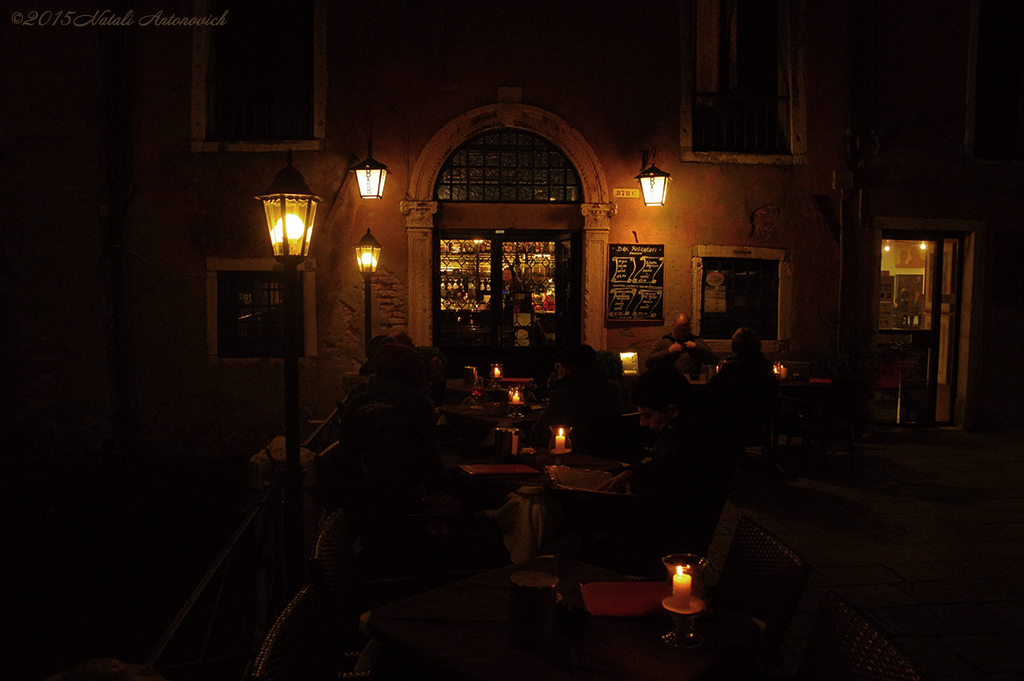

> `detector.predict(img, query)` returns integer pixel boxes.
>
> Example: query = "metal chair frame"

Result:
[713,516,813,669]
[797,590,924,681]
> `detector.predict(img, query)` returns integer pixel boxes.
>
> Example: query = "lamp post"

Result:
[355,228,382,352]
[256,151,321,595]
[635,149,671,206]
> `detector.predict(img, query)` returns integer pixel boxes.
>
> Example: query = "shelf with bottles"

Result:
[440,273,493,312]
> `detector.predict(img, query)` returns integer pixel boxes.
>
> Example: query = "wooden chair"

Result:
[248,584,368,681]
[797,590,924,681]
[713,516,813,670]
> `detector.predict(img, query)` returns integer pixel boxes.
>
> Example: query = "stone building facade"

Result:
[2,0,1021,469]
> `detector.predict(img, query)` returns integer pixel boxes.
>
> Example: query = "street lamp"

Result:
[355,228,382,352]
[351,141,388,199]
[256,151,321,595]
[635,149,671,206]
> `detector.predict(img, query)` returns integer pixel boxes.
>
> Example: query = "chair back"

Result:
[713,516,812,667]
[309,509,369,650]
[248,584,350,681]
[798,590,923,681]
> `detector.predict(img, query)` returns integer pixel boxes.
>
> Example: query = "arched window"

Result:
[435,129,582,203]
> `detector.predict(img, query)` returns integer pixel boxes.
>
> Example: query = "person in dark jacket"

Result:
[530,344,624,455]
[333,344,443,524]
[707,327,778,446]
[645,312,720,377]
[584,366,738,576]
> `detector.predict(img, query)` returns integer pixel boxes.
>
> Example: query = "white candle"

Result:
[510,389,522,405]
[662,565,705,614]
[492,365,502,379]
[780,365,789,379]
[554,428,566,452]
[672,566,691,605]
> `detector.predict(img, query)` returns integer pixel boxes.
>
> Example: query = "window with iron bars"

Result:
[205,0,314,142]
[217,271,304,358]
[692,0,789,154]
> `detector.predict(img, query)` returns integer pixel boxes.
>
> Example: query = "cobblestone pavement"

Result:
[708,427,1024,681]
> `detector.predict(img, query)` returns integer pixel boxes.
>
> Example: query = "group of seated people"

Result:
[318,322,778,579]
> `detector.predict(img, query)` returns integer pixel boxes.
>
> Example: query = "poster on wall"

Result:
[606,244,664,321]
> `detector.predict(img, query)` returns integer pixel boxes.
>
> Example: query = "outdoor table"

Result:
[448,451,628,512]
[437,403,542,454]
[438,403,542,430]
[444,377,535,405]
[365,555,760,681]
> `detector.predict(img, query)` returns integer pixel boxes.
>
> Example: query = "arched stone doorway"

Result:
[399,103,615,350]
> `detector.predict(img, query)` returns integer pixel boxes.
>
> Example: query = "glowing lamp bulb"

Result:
[271,214,306,246]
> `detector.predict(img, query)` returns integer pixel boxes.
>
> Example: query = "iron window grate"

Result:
[435,129,582,203]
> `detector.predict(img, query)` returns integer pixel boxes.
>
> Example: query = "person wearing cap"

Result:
[645,312,719,378]
[529,344,624,455]
[585,365,737,576]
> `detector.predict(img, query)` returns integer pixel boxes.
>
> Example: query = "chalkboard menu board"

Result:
[606,244,664,321]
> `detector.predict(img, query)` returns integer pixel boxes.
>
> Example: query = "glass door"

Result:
[435,231,581,376]
[876,233,962,424]
[437,236,493,346]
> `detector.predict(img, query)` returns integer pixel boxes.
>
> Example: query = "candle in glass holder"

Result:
[662,556,706,615]
[548,425,572,455]
[491,363,503,380]
[509,387,523,405]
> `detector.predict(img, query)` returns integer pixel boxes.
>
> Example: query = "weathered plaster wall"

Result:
[7,0,1020,465]
[863,0,1024,429]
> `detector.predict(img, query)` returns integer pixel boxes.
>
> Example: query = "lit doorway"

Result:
[876,232,963,425]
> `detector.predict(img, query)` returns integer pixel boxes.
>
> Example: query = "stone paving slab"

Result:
[710,427,1024,679]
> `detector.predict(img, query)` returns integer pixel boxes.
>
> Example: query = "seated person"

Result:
[330,343,443,525]
[707,327,778,446]
[327,344,508,571]
[577,366,738,577]
[646,312,720,378]
[530,344,625,456]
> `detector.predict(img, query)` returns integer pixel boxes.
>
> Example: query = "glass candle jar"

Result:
[548,425,572,454]
[661,554,708,647]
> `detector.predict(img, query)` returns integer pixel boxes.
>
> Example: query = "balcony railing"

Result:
[693,92,790,155]
[145,409,342,680]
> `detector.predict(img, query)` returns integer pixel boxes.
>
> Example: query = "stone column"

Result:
[399,200,438,347]
[580,203,616,350]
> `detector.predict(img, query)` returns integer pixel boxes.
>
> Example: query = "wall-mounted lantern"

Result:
[351,141,388,199]
[635,149,671,207]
